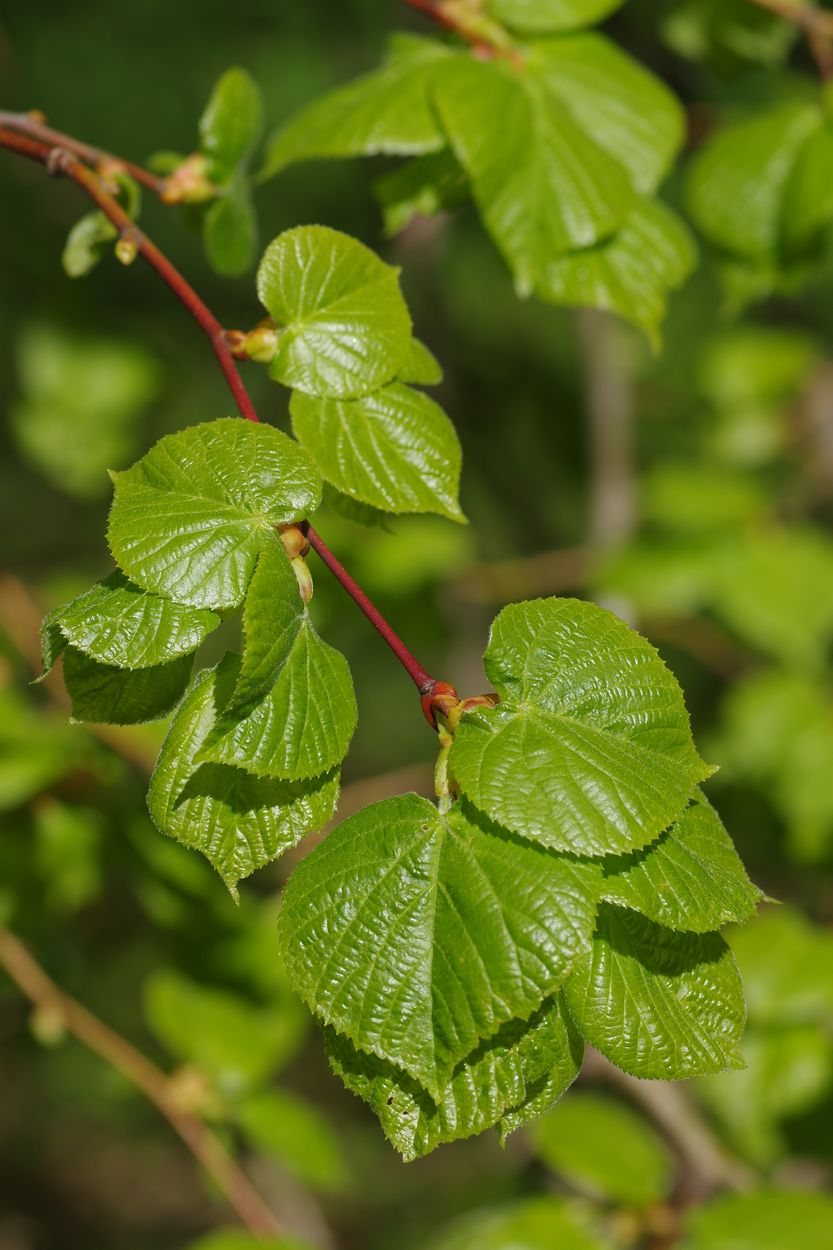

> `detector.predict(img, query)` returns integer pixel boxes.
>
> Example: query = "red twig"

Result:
[0,110,166,193]
[0,122,443,708]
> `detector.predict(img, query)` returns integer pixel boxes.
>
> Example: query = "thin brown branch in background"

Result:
[0,928,282,1238]
[746,0,833,77]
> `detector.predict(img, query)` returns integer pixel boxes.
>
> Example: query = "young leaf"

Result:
[203,176,258,277]
[432,56,635,295]
[529,1091,673,1207]
[257,226,412,399]
[565,905,746,1079]
[42,571,219,671]
[278,793,601,1099]
[487,0,625,33]
[108,418,321,610]
[260,34,452,180]
[326,995,582,1161]
[290,383,464,521]
[538,198,696,348]
[450,598,711,857]
[237,1089,348,1190]
[601,790,761,933]
[148,661,339,893]
[530,34,685,194]
[781,122,833,257]
[686,101,821,260]
[62,211,118,278]
[62,646,193,725]
[199,67,264,185]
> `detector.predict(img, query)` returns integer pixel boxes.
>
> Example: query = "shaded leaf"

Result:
[374,149,469,237]
[326,995,581,1160]
[450,598,710,856]
[148,661,339,893]
[204,177,258,276]
[565,904,746,1078]
[237,1089,348,1190]
[423,1197,610,1250]
[63,646,193,725]
[278,794,601,1098]
[258,226,412,399]
[602,790,761,933]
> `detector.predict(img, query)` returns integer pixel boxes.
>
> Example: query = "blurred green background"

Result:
[2,3,833,1249]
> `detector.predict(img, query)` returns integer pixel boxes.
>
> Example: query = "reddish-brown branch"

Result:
[0,110,166,193]
[0,121,443,710]
[402,0,460,34]
[0,927,281,1237]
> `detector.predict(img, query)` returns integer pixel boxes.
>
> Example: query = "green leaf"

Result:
[148,661,339,893]
[488,0,624,33]
[424,1198,610,1250]
[537,198,696,347]
[62,211,118,278]
[144,968,299,1095]
[713,527,833,669]
[204,177,258,276]
[374,149,470,237]
[290,383,464,521]
[326,995,582,1160]
[237,1089,348,1190]
[565,905,746,1079]
[198,544,357,781]
[683,1191,833,1250]
[686,101,821,260]
[432,56,634,296]
[42,571,219,671]
[199,67,263,184]
[729,906,833,1025]
[278,794,601,1099]
[12,323,158,501]
[450,598,710,857]
[697,1024,833,1166]
[260,34,451,180]
[258,226,412,399]
[782,122,833,257]
[108,418,321,610]
[642,464,768,533]
[530,34,685,194]
[602,790,761,933]
[399,337,444,386]
[662,0,799,67]
[529,1091,673,1206]
[62,646,193,725]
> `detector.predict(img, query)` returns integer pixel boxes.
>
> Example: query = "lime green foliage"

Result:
[108,419,321,610]
[144,967,301,1094]
[290,384,464,520]
[199,68,264,275]
[278,793,601,1099]
[683,1191,833,1250]
[565,906,746,1078]
[262,15,689,341]
[449,598,711,856]
[696,910,833,1164]
[187,1235,313,1250]
[686,98,833,307]
[258,226,412,399]
[11,323,158,500]
[423,1198,610,1250]
[261,34,451,177]
[529,1092,673,1206]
